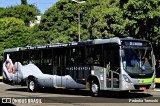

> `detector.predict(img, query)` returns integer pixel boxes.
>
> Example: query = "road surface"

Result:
[0,82,160,106]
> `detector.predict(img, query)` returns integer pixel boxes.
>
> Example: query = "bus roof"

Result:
[4,37,150,53]
[4,47,24,53]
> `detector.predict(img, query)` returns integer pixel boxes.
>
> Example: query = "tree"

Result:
[29,4,41,15]
[0,17,31,60]
[40,0,76,42]
[88,0,116,39]
[120,0,160,45]
[21,0,28,5]
[88,0,160,44]
[27,24,53,45]
[0,5,38,25]
[40,0,100,42]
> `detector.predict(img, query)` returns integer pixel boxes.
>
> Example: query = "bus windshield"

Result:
[122,47,153,75]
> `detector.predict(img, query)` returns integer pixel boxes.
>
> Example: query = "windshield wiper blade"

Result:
[131,47,140,60]
[142,48,148,59]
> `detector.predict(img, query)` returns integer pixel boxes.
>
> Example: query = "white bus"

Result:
[3,37,156,96]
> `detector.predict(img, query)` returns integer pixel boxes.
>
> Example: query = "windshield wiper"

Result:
[131,47,144,69]
[131,47,140,60]
[142,47,148,59]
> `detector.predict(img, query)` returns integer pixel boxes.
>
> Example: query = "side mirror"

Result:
[123,61,126,69]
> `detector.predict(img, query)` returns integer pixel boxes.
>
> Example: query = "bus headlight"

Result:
[123,74,131,83]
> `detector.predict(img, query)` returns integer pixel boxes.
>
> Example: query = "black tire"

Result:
[27,78,38,92]
[74,88,80,91]
[90,80,100,97]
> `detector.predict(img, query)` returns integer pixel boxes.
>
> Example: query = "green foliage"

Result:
[21,0,28,5]
[0,3,39,61]
[0,4,38,24]
[40,0,98,42]
[0,17,31,48]
[0,0,160,61]
[121,0,160,40]
[40,0,160,43]
[40,0,75,42]
[88,0,115,39]
[27,24,52,45]
[29,4,41,15]
[88,0,160,44]
[0,17,31,60]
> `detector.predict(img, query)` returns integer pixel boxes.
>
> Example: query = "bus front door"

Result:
[106,48,120,90]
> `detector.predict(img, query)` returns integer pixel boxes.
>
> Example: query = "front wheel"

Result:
[90,81,100,97]
[27,78,37,92]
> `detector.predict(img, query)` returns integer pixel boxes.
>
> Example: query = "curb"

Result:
[0,82,4,84]
[146,88,160,92]
[0,76,2,82]
[154,89,160,91]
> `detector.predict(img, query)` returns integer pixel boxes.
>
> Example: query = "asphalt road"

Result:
[0,82,160,106]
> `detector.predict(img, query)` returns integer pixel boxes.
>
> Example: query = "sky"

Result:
[0,0,59,14]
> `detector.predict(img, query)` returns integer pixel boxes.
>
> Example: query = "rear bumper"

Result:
[3,78,13,85]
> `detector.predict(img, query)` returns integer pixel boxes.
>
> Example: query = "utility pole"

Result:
[71,0,86,42]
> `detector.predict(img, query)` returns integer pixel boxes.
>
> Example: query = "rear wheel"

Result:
[28,78,38,92]
[90,81,100,97]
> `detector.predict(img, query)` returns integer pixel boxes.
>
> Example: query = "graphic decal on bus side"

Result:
[3,54,14,81]
[2,54,45,85]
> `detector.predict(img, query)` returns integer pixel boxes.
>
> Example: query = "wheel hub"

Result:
[91,83,98,93]
[29,81,35,91]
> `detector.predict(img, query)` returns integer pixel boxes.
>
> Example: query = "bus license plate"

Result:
[140,87,146,90]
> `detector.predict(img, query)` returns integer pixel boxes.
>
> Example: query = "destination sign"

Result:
[122,40,151,47]
[129,42,142,46]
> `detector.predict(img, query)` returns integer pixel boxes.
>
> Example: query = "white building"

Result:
[29,15,41,27]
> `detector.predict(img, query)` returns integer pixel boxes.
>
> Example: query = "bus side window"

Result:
[70,47,85,64]
[107,46,120,72]
[86,55,93,64]
[93,54,100,64]
[70,51,75,64]
[85,47,93,64]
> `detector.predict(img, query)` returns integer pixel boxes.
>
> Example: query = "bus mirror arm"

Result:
[153,55,156,66]
[121,50,125,57]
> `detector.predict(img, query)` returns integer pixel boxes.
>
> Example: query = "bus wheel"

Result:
[90,81,100,97]
[28,79,37,92]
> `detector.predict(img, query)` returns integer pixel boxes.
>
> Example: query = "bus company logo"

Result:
[2,98,42,104]
[2,98,11,103]
[138,80,144,83]
[66,66,91,71]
